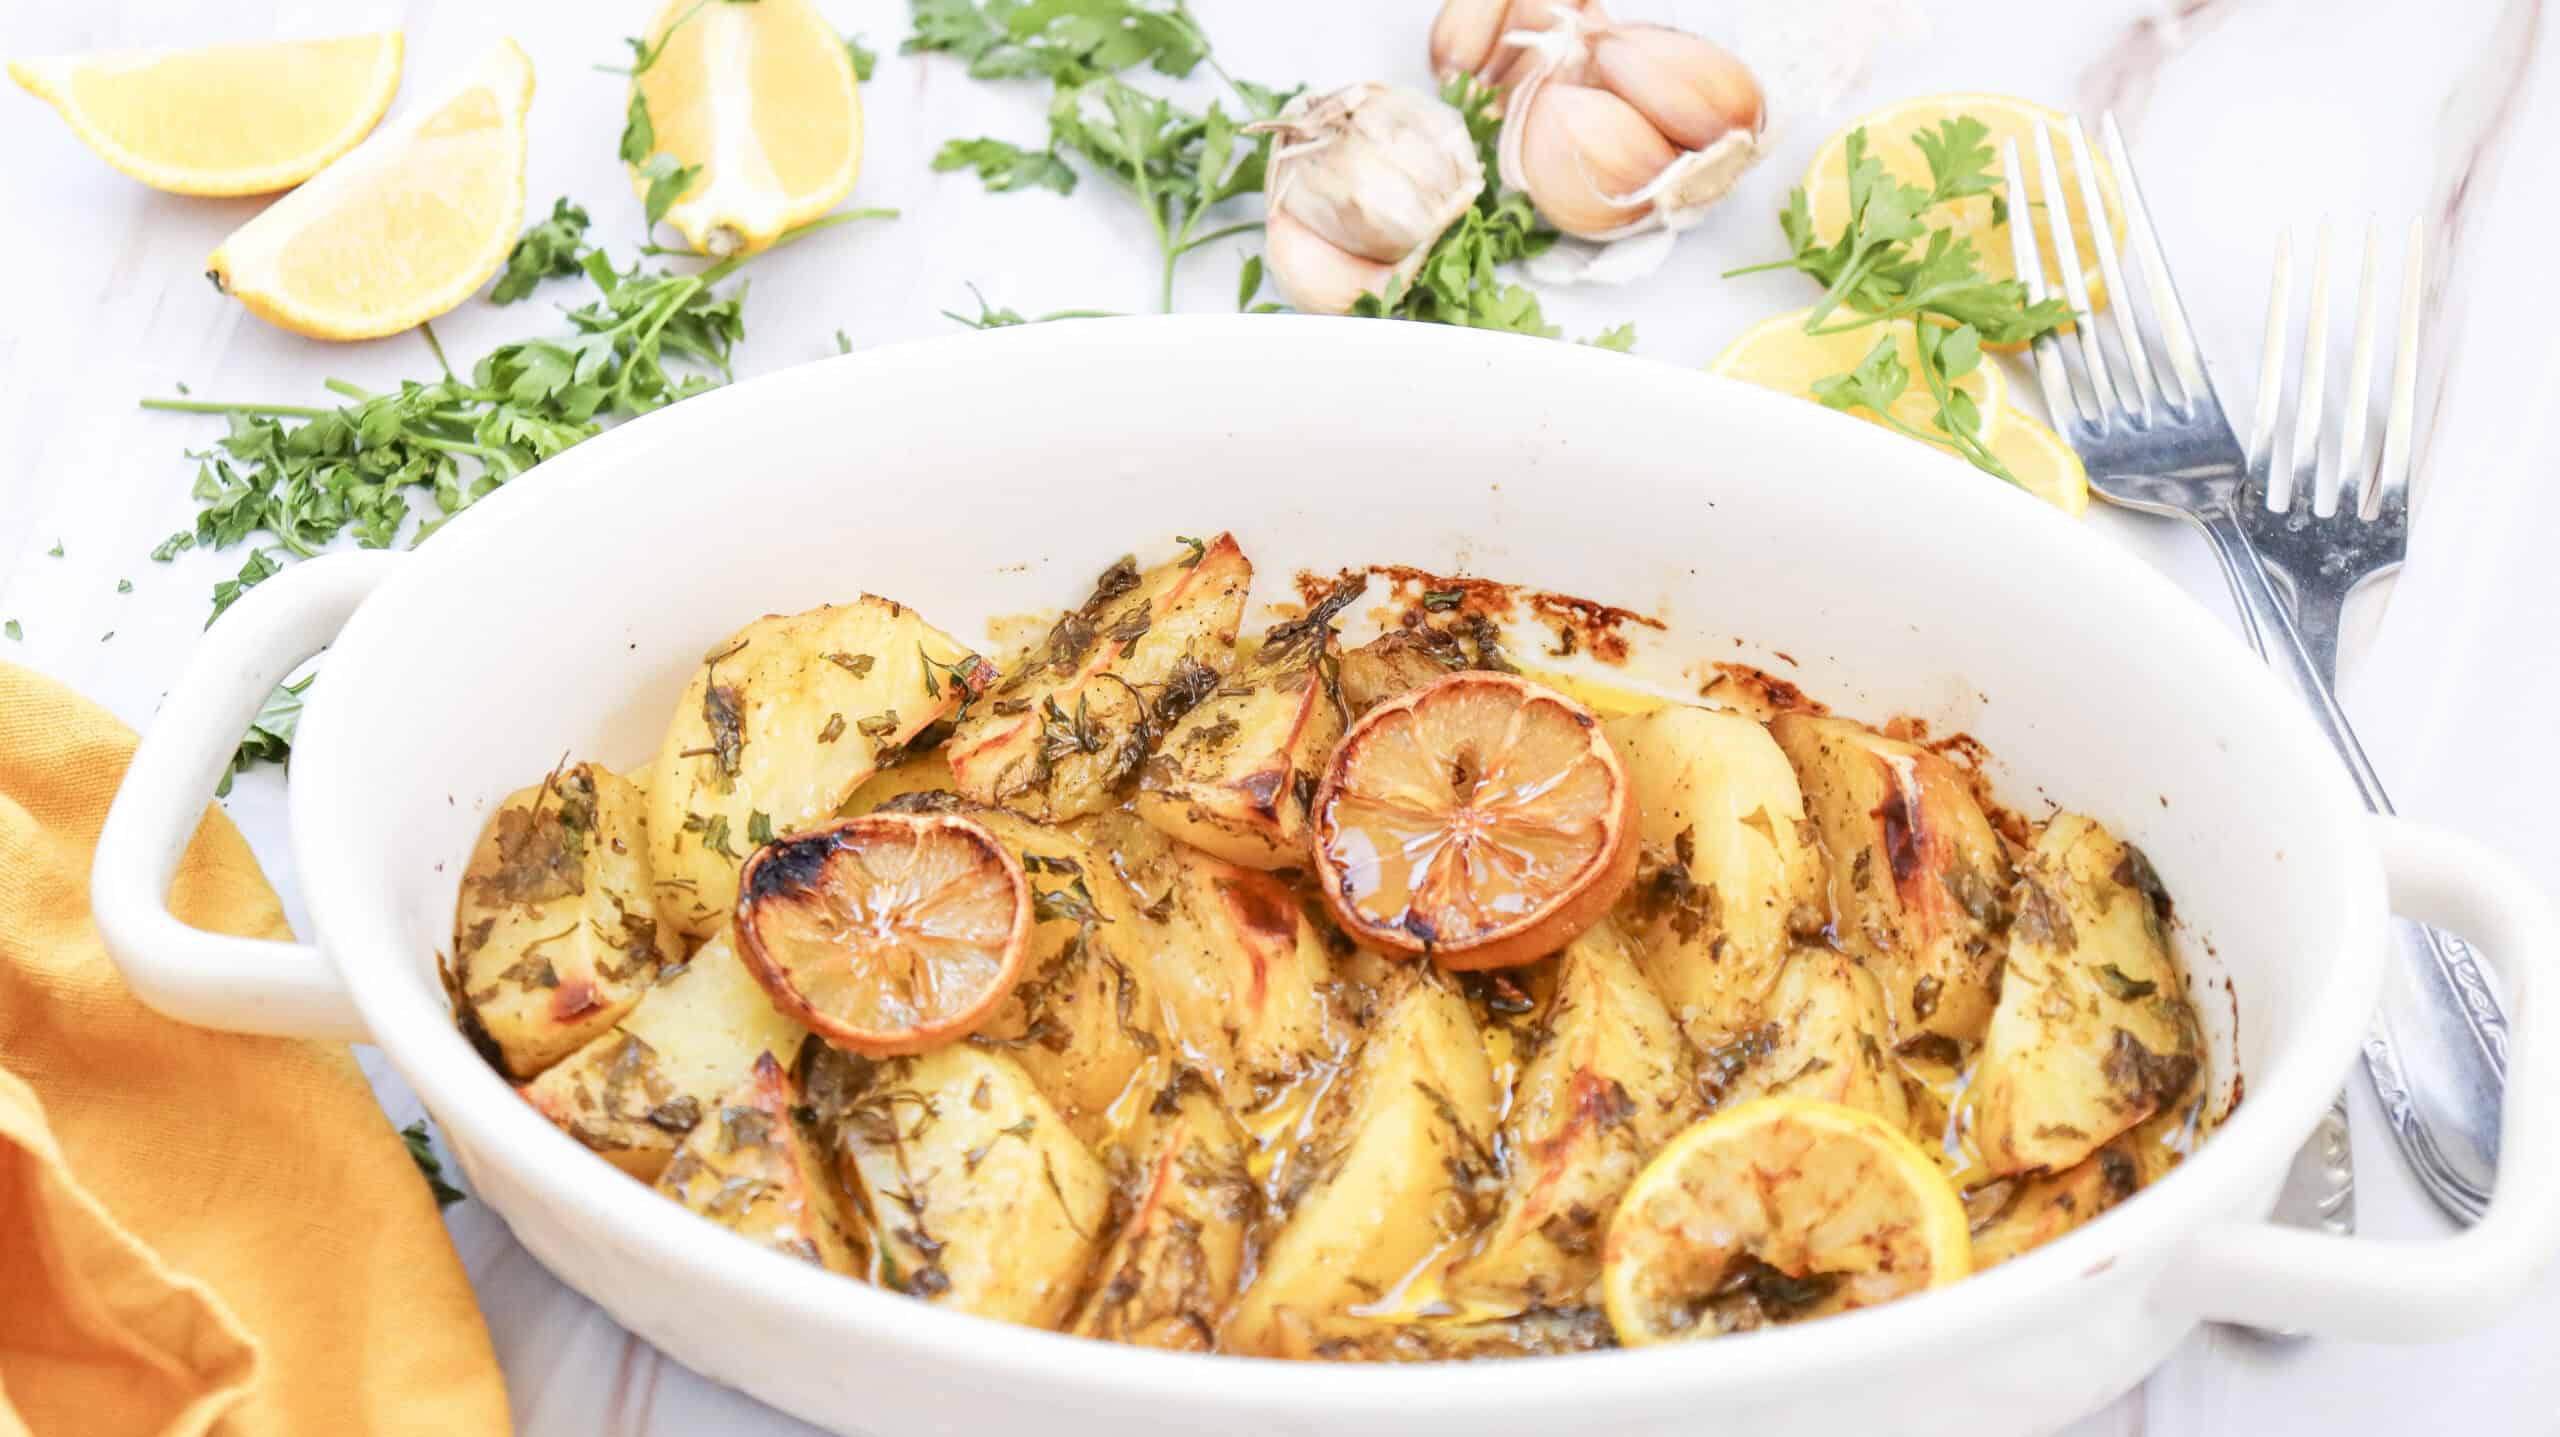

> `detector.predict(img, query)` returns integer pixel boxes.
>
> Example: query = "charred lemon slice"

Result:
[736,813,1030,1056]
[1312,671,1638,971]
[1602,1096,1971,1345]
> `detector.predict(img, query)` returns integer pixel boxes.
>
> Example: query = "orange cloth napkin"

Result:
[0,661,510,1436]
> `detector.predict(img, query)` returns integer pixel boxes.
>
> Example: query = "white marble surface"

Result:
[5,1,2558,1432]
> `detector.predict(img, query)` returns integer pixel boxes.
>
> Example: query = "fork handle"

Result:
[2198,505,2512,1221]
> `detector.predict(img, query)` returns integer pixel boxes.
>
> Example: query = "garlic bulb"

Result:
[1430,0,1604,92]
[1248,82,1483,315]
[1493,10,1767,242]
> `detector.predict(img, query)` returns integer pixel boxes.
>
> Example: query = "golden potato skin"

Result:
[1225,971,1498,1357]
[1974,812,2200,1177]
[1072,1077,1257,1350]
[816,1043,1110,1329]
[1134,624,1347,869]
[1448,921,1694,1312]
[1335,628,1470,715]
[948,537,1251,823]
[519,925,806,1179]
[1605,706,1827,1049]
[1967,1141,2141,1269]
[647,596,994,938]
[1707,946,1911,1131]
[1770,713,2011,1045]
[456,764,673,1079]
[653,1052,869,1274]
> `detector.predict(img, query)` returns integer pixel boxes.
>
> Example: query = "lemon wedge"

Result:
[1987,406,2090,515]
[1601,1097,1972,1345]
[11,33,403,196]
[206,40,531,341]
[1802,94,2125,345]
[630,0,863,257]
[1710,308,2008,449]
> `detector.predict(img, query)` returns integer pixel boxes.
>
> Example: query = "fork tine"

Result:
[2371,220,2424,519]
[2099,113,2211,404]
[2000,139,2080,427]
[2288,221,2334,513]
[2063,117,2158,417]
[2333,220,2385,513]
[2246,232,2292,489]
[2032,122,2120,417]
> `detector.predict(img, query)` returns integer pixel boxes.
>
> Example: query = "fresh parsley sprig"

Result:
[1728,116,2075,487]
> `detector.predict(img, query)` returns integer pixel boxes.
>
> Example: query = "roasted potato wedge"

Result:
[647,596,995,938]
[520,924,808,1179]
[456,763,673,1079]
[1973,812,2199,1177]
[1225,971,1498,1357]
[1071,1076,1258,1349]
[1966,1140,2141,1268]
[653,1052,868,1274]
[1707,947,1911,1131]
[1771,713,2011,1044]
[1134,598,1352,868]
[1448,920,1694,1313]
[1605,706,1827,1048]
[813,1043,1110,1328]
[948,537,1251,822]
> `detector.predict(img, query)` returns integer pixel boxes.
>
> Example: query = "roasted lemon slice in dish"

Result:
[736,813,1030,1055]
[1800,93,2126,340]
[11,33,403,196]
[1312,671,1638,971]
[1601,1096,1972,1345]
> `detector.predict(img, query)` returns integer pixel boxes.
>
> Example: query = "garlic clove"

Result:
[1589,24,1765,152]
[1429,0,1513,84]
[1513,82,1678,239]
[1259,83,1482,266]
[1262,208,1399,317]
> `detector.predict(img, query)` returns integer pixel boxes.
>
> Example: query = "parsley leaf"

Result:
[218,674,311,797]
[846,33,878,81]
[491,198,593,304]
[636,153,703,229]
[933,136,1078,194]
[3,620,19,642]
[209,548,281,625]
[401,1119,467,1208]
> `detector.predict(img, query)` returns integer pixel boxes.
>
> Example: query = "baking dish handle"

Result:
[91,552,399,1043]
[2163,815,2559,1338]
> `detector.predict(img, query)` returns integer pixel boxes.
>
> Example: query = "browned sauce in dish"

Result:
[451,534,2219,1357]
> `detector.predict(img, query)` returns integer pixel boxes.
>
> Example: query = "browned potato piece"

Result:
[948,537,1250,822]
[1334,628,1464,715]
[1974,812,2199,1177]
[820,1044,1110,1328]
[653,1052,868,1274]
[1134,601,1351,868]
[456,764,673,1079]
[1225,971,1498,1357]
[1448,921,1694,1312]
[1604,706,1827,1048]
[1707,947,1910,1131]
[520,925,807,1179]
[1770,713,2010,1044]
[1967,1141,2140,1268]
[648,596,995,937]
[1071,1077,1257,1349]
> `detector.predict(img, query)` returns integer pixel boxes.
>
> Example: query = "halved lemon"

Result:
[1988,406,2089,515]
[1801,94,2125,345]
[1711,309,2007,451]
[11,33,403,196]
[736,813,1031,1056]
[206,40,531,340]
[1312,671,1638,972]
[1602,1096,1972,1345]
[631,0,863,256]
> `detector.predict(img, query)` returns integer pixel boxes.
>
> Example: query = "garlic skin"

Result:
[1430,0,1603,90]
[1493,11,1768,242]
[1249,83,1482,315]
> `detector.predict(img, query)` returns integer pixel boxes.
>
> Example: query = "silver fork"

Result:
[1998,117,2508,1230]
[2240,220,2508,1220]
